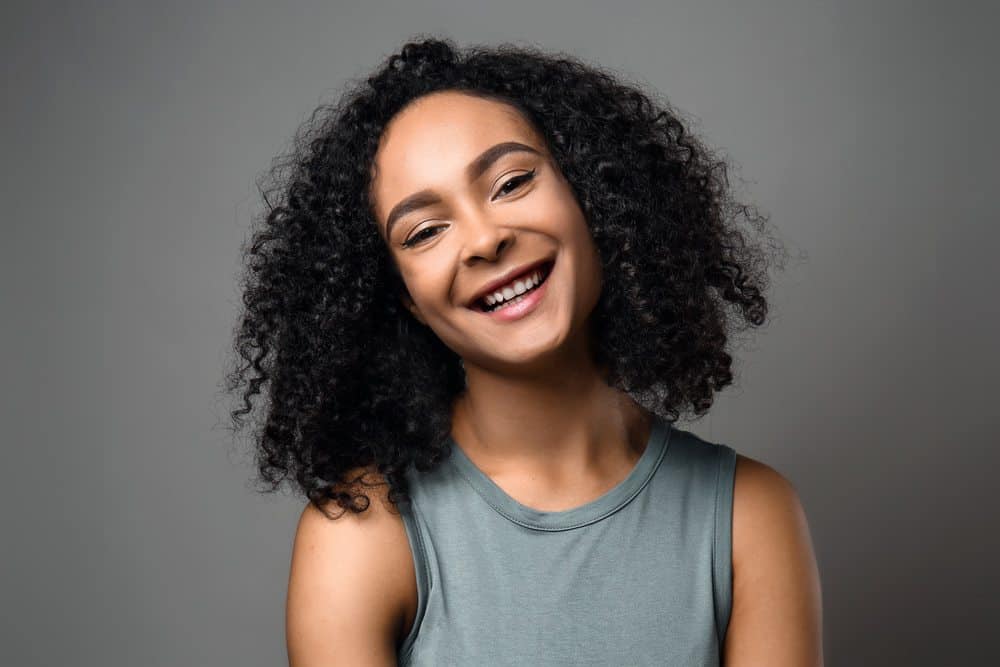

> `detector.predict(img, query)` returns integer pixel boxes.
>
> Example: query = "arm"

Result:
[286,470,415,667]
[723,454,824,666]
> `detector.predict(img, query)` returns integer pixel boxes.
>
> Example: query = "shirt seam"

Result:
[712,444,723,647]
[396,496,431,662]
[448,423,672,532]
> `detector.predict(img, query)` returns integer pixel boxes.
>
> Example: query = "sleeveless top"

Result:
[395,413,738,666]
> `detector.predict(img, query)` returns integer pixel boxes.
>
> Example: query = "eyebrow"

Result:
[383,141,542,240]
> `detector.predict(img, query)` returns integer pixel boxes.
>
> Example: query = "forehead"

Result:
[371,91,541,217]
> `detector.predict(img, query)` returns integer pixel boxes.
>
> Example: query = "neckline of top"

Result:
[444,412,671,532]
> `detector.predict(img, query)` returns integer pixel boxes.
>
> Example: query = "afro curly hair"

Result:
[224,36,787,519]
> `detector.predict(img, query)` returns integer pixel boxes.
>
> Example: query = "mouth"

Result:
[469,259,555,313]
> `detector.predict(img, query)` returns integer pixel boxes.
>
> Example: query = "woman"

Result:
[226,37,823,666]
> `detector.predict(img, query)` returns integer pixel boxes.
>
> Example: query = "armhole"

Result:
[396,498,429,664]
[711,443,738,648]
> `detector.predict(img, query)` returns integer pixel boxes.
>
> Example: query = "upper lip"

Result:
[466,257,554,308]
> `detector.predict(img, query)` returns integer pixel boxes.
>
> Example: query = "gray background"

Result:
[3,1,996,665]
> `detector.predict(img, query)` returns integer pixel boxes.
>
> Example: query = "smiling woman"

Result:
[369,90,603,368]
[225,36,822,666]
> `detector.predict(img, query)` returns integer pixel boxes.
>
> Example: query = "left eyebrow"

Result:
[383,141,542,240]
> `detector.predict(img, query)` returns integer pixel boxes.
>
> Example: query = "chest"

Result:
[398,502,723,665]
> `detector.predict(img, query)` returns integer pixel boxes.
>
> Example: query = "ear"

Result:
[400,292,427,326]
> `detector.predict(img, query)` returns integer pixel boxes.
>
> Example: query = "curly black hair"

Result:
[223,35,787,519]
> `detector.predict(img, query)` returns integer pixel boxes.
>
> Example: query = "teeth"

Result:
[484,269,543,308]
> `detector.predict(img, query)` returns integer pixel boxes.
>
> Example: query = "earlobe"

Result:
[400,294,426,326]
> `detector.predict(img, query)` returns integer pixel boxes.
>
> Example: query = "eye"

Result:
[492,168,536,200]
[400,169,537,249]
[402,224,446,248]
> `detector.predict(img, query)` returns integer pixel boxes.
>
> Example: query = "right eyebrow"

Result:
[383,141,542,241]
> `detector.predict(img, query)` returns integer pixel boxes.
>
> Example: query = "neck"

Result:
[450,352,652,488]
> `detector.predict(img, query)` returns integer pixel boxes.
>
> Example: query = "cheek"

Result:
[558,207,598,262]
[544,182,591,247]
[399,263,454,310]
[564,216,603,299]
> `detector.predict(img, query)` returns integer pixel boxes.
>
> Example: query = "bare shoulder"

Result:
[286,465,417,667]
[724,453,824,666]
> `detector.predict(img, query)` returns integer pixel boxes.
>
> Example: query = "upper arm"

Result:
[723,454,824,667]
[285,470,414,667]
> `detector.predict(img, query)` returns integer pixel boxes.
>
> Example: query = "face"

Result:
[370,90,603,372]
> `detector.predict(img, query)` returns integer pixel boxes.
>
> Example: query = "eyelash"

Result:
[401,169,537,248]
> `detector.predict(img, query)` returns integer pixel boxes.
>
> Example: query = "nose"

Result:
[458,209,516,264]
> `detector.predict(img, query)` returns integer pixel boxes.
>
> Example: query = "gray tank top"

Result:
[396,413,738,666]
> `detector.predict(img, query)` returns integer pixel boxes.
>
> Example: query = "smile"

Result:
[471,259,554,322]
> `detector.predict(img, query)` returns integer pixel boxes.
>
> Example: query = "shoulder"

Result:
[725,453,824,666]
[732,453,806,544]
[286,465,417,665]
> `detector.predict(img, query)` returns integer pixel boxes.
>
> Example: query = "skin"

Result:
[369,90,648,503]
[286,90,824,665]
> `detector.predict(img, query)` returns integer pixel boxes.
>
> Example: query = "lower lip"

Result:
[476,264,552,322]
